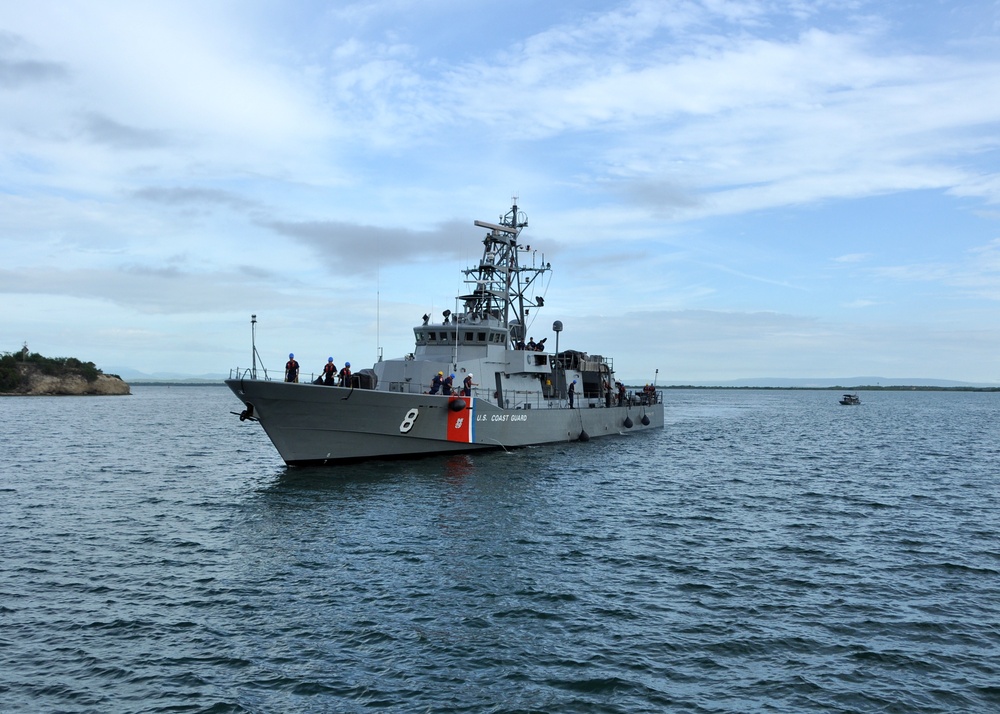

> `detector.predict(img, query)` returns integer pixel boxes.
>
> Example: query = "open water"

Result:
[1,386,998,713]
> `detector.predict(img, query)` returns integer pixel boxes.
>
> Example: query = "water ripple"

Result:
[1,387,999,711]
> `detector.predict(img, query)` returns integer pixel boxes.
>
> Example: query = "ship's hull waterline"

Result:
[227,378,663,465]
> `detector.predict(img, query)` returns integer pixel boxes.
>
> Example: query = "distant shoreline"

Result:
[658,385,1000,392]
[130,381,229,387]
[126,380,1000,393]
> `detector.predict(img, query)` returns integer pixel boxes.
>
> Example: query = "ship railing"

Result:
[493,387,635,410]
[230,370,663,406]
[383,383,557,409]
[494,388,550,410]
[229,367,275,381]
[626,390,662,406]
[227,367,326,383]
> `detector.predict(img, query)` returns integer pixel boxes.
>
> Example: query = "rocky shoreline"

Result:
[0,366,131,396]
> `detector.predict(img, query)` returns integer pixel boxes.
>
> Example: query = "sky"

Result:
[2,0,1000,384]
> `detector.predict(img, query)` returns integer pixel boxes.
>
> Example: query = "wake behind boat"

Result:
[226,200,664,465]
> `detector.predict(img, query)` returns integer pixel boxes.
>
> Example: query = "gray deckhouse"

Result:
[374,201,616,409]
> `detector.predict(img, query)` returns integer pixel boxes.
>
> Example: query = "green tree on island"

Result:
[0,348,105,391]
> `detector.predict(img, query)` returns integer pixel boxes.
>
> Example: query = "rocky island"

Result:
[0,347,130,396]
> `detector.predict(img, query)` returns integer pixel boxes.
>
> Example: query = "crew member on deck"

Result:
[568,379,577,409]
[339,362,352,387]
[285,353,299,383]
[430,371,443,394]
[526,337,537,351]
[462,373,476,397]
[442,373,455,395]
[322,357,337,386]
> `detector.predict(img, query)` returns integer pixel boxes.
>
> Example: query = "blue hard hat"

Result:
[450,373,455,378]
[345,361,351,367]
[572,379,577,383]
[289,353,294,358]
[328,357,333,362]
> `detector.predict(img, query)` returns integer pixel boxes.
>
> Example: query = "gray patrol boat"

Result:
[226,200,664,465]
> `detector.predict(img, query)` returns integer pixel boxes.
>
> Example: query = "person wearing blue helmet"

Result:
[322,356,337,386]
[568,379,577,408]
[442,372,455,395]
[284,353,299,383]
[338,361,352,387]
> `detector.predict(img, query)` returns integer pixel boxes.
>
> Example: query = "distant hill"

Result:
[108,367,226,382]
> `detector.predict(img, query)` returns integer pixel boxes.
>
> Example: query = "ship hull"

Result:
[226,378,664,465]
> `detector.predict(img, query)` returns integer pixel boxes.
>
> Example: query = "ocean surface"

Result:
[2,385,998,713]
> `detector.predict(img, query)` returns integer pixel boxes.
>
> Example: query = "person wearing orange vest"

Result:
[322,357,337,386]
[284,353,299,383]
[338,361,352,387]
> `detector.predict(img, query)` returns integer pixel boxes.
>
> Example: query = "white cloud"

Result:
[834,253,872,263]
[2,0,1000,379]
